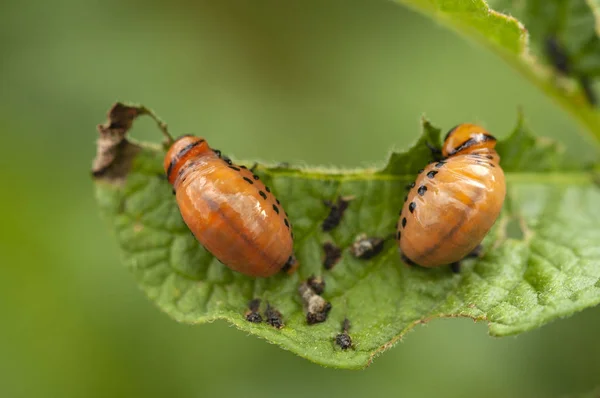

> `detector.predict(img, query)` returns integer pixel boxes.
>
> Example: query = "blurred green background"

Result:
[2,0,599,397]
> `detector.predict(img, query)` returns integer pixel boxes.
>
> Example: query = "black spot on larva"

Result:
[410,182,415,188]
[401,253,417,266]
[396,231,401,240]
[427,170,438,179]
[259,191,267,200]
[489,163,495,167]
[276,198,280,205]
[404,195,408,202]
[448,134,496,156]
[418,168,424,174]
[223,157,232,165]
[229,166,240,171]
[166,139,205,180]
[402,217,407,228]
[417,185,427,196]
[281,255,298,274]
[444,125,460,142]
[243,177,254,184]
[486,155,493,159]
[435,161,446,168]
[291,232,295,239]
[265,186,271,193]
[272,204,280,214]
[284,218,290,228]
[252,174,259,180]
[240,165,248,169]
[213,149,221,157]
[408,202,416,213]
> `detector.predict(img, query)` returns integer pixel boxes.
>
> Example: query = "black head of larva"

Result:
[442,124,497,157]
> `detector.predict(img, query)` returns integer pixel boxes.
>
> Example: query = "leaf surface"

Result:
[94,104,600,369]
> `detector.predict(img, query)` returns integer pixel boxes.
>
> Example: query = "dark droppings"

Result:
[350,234,385,260]
[299,281,332,325]
[306,303,332,325]
[245,312,262,323]
[322,196,354,232]
[335,333,352,350]
[264,303,284,329]
[307,275,326,295]
[245,298,263,323]
[248,298,261,312]
[322,242,342,270]
[335,318,353,350]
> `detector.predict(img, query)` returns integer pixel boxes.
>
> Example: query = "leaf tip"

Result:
[92,103,143,184]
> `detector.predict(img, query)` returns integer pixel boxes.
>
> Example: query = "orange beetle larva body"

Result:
[164,136,294,277]
[397,124,506,268]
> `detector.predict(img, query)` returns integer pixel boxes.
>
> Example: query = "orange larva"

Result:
[164,135,294,277]
[397,124,506,268]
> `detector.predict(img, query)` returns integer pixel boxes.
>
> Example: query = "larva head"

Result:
[442,124,497,157]
[163,135,209,184]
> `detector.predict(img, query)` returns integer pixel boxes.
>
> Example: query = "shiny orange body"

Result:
[397,124,506,267]
[164,136,293,277]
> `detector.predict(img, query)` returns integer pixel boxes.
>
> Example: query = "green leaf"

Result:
[93,104,600,369]
[391,0,600,147]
